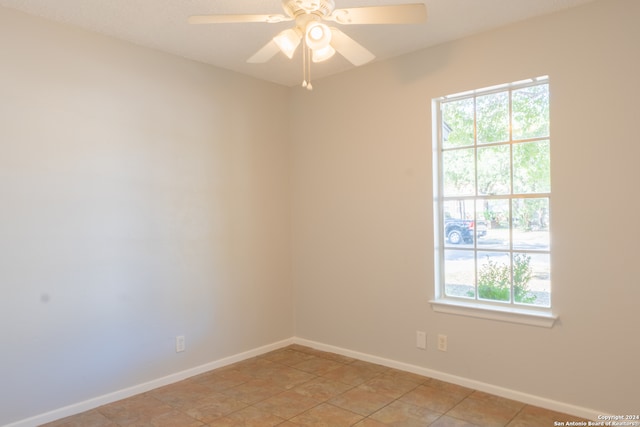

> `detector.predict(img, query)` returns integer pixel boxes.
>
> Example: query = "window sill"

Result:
[429,299,558,328]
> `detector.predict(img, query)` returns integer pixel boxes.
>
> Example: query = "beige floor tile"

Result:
[40,410,118,427]
[220,378,285,405]
[353,417,390,426]
[229,358,281,378]
[350,360,389,374]
[290,376,355,401]
[208,406,285,427]
[181,392,248,423]
[287,344,315,353]
[290,403,364,426]
[241,360,292,379]
[379,368,430,385]
[289,346,356,364]
[191,371,248,392]
[149,381,215,409]
[311,351,357,365]
[253,390,321,419]
[119,409,204,427]
[430,414,483,427]
[212,358,271,381]
[321,363,385,386]
[447,392,525,427]
[399,384,470,413]
[97,394,174,425]
[506,405,588,427]
[468,391,525,408]
[209,367,255,384]
[425,379,475,396]
[358,375,421,399]
[329,387,396,417]
[259,348,316,366]
[368,400,441,426]
[292,356,346,375]
[253,365,316,390]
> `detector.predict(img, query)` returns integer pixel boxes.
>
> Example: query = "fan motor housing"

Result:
[283,0,336,17]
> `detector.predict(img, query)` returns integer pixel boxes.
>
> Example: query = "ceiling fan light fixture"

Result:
[312,44,335,62]
[305,22,331,50]
[273,29,301,59]
[190,0,426,89]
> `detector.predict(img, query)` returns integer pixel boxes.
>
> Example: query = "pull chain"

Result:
[306,46,312,90]
[302,39,307,88]
[301,39,313,91]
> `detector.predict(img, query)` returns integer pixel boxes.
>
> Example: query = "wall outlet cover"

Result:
[176,336,185,352]
[416,331,427,349]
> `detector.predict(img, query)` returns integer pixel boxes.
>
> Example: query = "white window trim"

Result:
[429,298,557,328]
[431,76,558,327]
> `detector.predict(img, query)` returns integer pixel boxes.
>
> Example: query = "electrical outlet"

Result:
[437,334,447,352]
[176,335,185,353]
[416,331,426,350]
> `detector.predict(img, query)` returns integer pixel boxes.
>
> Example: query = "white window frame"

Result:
[430,77,558,328]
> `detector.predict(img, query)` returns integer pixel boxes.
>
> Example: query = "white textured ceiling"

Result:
[0,0,597,87]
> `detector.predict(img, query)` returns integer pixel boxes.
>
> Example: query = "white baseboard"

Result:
[5,336,606,426]
[4,338,294,427]
[293,337,605,421]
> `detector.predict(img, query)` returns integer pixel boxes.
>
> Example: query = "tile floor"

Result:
[42,344,588,426]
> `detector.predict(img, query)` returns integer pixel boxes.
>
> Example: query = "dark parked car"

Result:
[445,218,488,244]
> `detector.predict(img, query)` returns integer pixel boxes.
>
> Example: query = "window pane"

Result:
[514,252,550,307]
[477,91,509,144]
[513,140,550,194]
[477,199,509,250]
[444,249,475,299]
[442,148,475,196]
[512,198,550,251]
[442,98,474,148]
[477,145,510,195]
[477,251,511,302]
[512,84,549,140]
[443,199,475,247]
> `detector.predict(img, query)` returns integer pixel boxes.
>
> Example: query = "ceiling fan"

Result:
[189,0,427,89]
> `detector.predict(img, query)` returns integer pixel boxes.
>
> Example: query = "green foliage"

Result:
[442,98,474,148]
[477,145,510,195]
[441,83,550,217]
[513,198,549,231]
[467,254,537,304]
[512,84,550,139]
[512,254,535,303]
[476,92,509,143]
[442,149,474,196]
[475,258,511,301]
[512,140,550,195]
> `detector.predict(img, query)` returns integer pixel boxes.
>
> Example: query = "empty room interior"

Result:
[1,0,639,426]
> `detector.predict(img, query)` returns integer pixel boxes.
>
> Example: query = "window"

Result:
[432,77,554,326]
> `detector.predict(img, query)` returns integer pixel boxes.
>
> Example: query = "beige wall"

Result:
[291,0,639,415]
[0,7,292,425]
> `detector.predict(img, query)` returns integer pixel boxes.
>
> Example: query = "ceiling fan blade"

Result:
[188,14,291,24]
[330,28,375,66]
[326,3,427,25]
[247,40,281,63]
